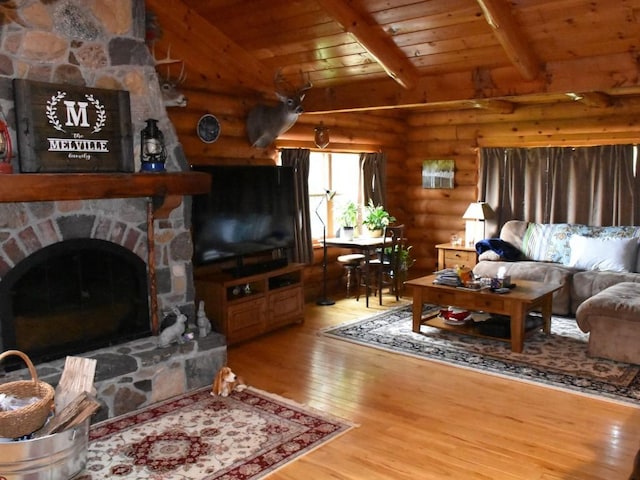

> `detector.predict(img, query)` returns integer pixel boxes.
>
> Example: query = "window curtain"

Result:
[360,152,387,206]
[281,148,313,264]
[479,145,639,236]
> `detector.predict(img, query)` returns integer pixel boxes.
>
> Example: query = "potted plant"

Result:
[396,245,414,271]
[382,244,413,295]
[362,200,396,236]
[382,244,414,271]
[339,201,359,240]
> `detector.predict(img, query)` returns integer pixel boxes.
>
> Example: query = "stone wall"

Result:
[0,0,197,321]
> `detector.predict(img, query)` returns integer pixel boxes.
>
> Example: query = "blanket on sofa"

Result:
[475,238,523,261]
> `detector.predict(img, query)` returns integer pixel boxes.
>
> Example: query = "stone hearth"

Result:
[0,332,227,421]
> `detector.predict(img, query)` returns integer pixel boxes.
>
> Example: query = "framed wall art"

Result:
[422,159,454,189]
[13,79,133,173]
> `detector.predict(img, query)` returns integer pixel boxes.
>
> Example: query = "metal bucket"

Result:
[0,420,89,480]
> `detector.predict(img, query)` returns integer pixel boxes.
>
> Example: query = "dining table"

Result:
[324,236,392,307]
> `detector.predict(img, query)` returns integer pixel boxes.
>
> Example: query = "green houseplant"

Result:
[339,201,358,228]
[384,244,414,271]
[383,244,413,295]
[339,201,359,239]
[362,200,396,235]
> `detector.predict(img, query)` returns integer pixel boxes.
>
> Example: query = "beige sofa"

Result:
[574,282,640,363]
[472,220,640,316]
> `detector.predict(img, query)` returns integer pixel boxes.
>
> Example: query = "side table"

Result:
[436,243,477,271]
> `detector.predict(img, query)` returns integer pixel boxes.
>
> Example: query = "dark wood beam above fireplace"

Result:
[0,172,210,208]
[0,172,210,218]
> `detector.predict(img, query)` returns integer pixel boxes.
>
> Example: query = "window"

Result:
[308,152,361,240]
[479,145,640,228]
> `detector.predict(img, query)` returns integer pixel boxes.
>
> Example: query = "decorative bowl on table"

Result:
[439,307,472,325]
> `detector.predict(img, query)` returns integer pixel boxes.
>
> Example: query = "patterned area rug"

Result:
[76,387,353,479]
[322,305,640,407]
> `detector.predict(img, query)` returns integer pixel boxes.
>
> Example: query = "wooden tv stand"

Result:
[195,263,305,345]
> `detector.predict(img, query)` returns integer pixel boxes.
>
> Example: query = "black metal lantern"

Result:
[140,118,166,172]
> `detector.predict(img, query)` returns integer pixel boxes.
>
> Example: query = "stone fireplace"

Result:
[0,194,226,420]
[0,1,226,419]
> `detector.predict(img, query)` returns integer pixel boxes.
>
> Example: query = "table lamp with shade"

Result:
[462,201,494,248]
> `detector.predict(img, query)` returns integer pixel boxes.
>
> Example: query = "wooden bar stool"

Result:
[337,253,365,299]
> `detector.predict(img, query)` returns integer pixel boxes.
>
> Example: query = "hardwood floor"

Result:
[227,293,640,479]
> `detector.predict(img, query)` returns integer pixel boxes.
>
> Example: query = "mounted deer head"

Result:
[246,70,312,148]
[152,44,187,108]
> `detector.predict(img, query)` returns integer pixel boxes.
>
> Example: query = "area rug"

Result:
[322,305,640,407]
[76,386,354,479]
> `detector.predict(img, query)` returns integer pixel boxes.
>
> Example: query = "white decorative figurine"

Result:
[197,300,212,337]
[158,307,187,348]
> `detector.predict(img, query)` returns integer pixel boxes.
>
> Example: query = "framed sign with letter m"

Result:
[13,79,134,173]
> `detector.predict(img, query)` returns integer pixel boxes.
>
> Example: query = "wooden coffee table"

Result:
[404,274,562,353]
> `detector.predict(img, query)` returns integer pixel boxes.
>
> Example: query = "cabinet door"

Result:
[226,299,266,344]
[268,286,304,330]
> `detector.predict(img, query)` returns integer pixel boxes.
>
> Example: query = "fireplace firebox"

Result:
[0,238,150,367]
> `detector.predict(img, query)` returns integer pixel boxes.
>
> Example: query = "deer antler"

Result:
[151,43,187,86]
[273,68,292,95]
[274,68,312,95]
[174,62,187,85]
[151,43,183,66]
[298,70,313,93]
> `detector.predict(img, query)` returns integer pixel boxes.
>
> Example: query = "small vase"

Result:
[366,228,383,238]
[341,226,355,240]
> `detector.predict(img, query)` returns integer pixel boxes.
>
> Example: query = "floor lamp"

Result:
[316,190,335,306]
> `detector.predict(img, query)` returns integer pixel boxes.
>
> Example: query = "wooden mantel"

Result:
[0,171,211,218]
[0,171,210,203]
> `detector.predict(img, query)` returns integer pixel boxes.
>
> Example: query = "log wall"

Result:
[404,96,640,277]
[169,85,640,300]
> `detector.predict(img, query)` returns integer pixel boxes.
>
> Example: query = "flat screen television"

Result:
[191,165,297,269]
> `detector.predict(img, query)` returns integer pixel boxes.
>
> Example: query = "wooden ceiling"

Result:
[147,0,640,113]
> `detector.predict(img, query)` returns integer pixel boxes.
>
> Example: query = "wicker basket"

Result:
[0,350,55,438]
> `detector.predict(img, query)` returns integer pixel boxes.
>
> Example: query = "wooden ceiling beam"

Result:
[461,99,515,114]
[146,0,273,95]
[302,53,639,113]
[316,0,420,90]
[565,92,612,108]
[476,0,542,81]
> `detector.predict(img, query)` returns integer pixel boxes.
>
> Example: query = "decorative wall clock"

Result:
[197,114,221,143]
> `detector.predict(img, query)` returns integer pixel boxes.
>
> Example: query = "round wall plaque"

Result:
[197,114,221,143]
